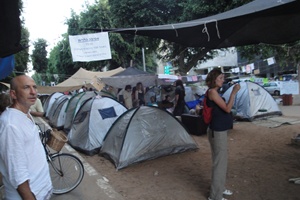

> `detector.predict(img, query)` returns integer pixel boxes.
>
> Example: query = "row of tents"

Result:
[42,81,282,170]
[43,91,198,170]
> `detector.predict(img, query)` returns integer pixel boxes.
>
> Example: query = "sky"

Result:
[22,0,95,52]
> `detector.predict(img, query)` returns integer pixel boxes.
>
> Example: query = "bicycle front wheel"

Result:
[49,153,84,194]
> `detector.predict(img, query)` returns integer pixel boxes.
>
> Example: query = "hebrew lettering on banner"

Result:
[69,32,112,62]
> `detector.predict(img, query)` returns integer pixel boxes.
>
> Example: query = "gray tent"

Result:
[48,95,71,129]
[43,92,64,118]
[67,96,127,155]
[100,106,198,170]
[64,91,97,133]
[222,81,282,121]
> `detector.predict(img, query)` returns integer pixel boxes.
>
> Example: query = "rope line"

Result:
[171,24,178,37]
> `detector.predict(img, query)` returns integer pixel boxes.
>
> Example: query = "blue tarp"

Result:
[0,55,15,80]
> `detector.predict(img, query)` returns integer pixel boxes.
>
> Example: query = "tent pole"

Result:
[142,48,146,72]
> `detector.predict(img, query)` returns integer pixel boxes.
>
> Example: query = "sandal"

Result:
[223,189,233,196]
[208,198,227,200]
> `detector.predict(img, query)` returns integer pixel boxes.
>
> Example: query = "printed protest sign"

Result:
[69,32,112,62]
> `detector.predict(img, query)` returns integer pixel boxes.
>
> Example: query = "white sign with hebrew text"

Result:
[69,32,112,62]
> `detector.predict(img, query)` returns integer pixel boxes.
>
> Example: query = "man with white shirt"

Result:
[0,75,52,200]
[30,97,52,133]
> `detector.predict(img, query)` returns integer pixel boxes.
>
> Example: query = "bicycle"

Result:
[39,127,84,195]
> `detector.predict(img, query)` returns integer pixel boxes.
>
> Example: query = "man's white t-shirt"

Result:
[30,98,44,113]
[0,108,52,200]
[30,98,51,132]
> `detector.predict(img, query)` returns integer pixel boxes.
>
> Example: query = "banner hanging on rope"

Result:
[69,32,112,62]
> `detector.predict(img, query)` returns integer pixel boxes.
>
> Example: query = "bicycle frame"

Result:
[37,124,84,194]
[47,153,64,177]
[38,127,63,177]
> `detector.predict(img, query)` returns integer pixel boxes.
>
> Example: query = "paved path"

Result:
[50,145,124,200]
[0,144,124,200]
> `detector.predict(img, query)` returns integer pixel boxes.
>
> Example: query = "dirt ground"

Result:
[81,116,300,200]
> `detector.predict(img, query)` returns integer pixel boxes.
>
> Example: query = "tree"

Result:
[78,1,159,71]
[46,35,79,84]
[108,0,177,71]
[31,72,43,86]
[237,42,300,90]
[238,42,300,68]
[31,38,48,73]
[51,0,299,78]
[78,2,117,70]
[47,9,104,83]
[10,0,30,76]
[14,22,30,75]
[48,1,158,81]
[108,0,253,75]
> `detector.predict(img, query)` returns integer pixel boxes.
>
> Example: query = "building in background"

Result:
[187,47,297,81]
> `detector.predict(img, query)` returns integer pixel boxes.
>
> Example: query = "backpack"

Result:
[202,90,213,125]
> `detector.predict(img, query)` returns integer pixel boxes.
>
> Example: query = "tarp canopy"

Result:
[36,67,124,94]
[87,0,300,48]
[100,75,157,88]
[56,67,124,88]
[36,84,95,94]
[99,67,157,88]
[99,67,207,89]
[111,66,149,76]
[2,81,102,94]
[0,0,23,58]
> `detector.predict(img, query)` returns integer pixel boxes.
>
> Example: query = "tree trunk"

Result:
[177,48,211,75]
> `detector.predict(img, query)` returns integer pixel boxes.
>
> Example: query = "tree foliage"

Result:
[31,38,48,73]
[14,24,30,75]
[108,0,253,75]
[49,0,253,77]
[48,0,299,78]
[238,42,300,68]
[78,0,159,71]
[47,6,111,82]
[48,0,159,81]
[12,0,30,76]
